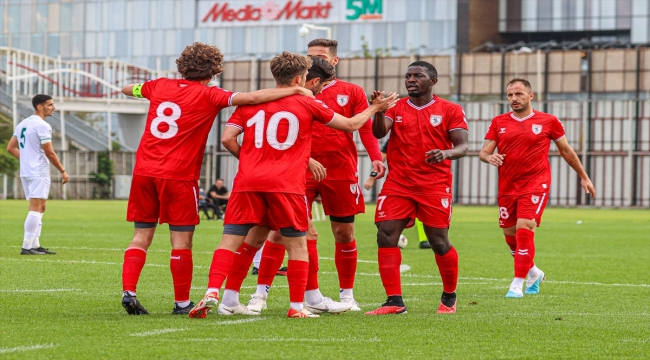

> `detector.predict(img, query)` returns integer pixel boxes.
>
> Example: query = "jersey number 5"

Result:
[246,110,299,150]
[150,102,181,139]
[19,128,26,149]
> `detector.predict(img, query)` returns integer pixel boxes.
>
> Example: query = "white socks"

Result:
[32,219,43,248]
[290,302,303,311]
[23,211,42,249]
[222,290,240,307]
[206,287,220,296]
[256,284,270,295]
[340,288,353,299]
[253,245,263,268]
[509,277,526,292]
[305,289,323,305]
[528,265,541,279]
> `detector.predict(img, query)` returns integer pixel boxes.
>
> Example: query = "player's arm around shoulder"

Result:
[6,136,19,159]
[230,86,313,106]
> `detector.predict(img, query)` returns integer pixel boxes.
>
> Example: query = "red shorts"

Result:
[225,192,309,232]
[497,192,549,228]
[305,178,365,218]
[127,174,199,226]
[374,192,453,229]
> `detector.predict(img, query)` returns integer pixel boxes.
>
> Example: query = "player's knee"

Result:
[515,218,536,231]
[376,226,399,248]
[428,232,451,255]
[331,219,355,243]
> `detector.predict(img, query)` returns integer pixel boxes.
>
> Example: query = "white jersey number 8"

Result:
[150,102,181,139]
[246,110,299,150]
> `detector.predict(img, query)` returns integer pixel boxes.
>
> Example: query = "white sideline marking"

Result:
[0,344,56,354]
[2,258,648,289]
[400,264,411,273]
[131,319,265,337]
[130,328,188,337]
[182,336,380,343]
[320,256,376,264]
[0,288,79,293]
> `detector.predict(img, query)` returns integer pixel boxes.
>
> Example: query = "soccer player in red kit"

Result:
[119,43,312,316]
[250,39,385,312]
[188,52,398,319]
[480,78,595,298]
[367,61,468,315]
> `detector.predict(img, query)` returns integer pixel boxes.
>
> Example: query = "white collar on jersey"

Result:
[510,111,536,121]
[407,98,435,110]
[322,79,338,90]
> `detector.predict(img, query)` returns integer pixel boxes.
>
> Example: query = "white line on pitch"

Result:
[130,318,265,337]
[130,328,189,337]
[181,336,380,343]
[2,258,647,288]
[0,288,80,293]
[0,344,56,354]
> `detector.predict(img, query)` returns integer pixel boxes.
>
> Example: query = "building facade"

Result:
[2,0,458,69]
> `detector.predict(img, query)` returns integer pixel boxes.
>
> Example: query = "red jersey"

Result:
[310,79,382,180]
[485,110,565,195]
[133,78,236,181]
[382,96,468,196]
[227,95,335,195]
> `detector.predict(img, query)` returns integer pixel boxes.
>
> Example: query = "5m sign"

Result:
[346,0,382,20]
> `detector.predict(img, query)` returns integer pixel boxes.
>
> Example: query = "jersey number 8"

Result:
[246,110,299,150]
[150,102,181,139]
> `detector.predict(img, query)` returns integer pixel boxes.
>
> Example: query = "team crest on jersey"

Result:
[441,198,449,208]
[337,95,349,106]
[532,124,543,135]
[396,116,403,122]
[531,195,540,204]
[430,115,443,127]
[350,184,357,194]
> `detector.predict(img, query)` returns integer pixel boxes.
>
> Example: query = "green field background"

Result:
[0,200,648,359]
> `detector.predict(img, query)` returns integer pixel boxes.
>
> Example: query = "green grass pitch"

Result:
[0,200,648,359]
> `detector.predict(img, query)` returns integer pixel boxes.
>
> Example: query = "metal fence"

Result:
[4,99,647,208]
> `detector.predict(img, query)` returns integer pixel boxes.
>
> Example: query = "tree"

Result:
[0,140,18,176]
[89,151,115,199]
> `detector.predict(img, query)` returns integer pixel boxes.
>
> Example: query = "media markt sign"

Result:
[345,0,383,20]
[197,0,384,27]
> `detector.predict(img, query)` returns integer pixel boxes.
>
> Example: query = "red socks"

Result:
[207,249,235,290]
[257,240,285,286]
[335,240,358,290]
[435,246,459,293]
[378,247,402,297]
[170,249,193,302]
[122,247,147,293]
[514,229,536,278]
[306,240,320,291]
[287,259,308,303]
[225,243,260,292]
[505,235,517,256]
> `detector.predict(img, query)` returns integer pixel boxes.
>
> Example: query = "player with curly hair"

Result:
[118,43,313,316]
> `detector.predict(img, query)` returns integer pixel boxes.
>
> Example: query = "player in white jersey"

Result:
[6,94,69,255]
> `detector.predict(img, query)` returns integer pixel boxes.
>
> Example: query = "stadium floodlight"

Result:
[299,24,332,39]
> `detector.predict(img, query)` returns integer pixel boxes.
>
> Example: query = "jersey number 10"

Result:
[246,110,299,151]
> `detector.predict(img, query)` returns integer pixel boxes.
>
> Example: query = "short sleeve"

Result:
[550,117,566,141]
[140,79,159,99]
[384,106,396,123]
[309,99,335,124]
[208,87,237,109]
[485,118,498,141]
[36,123,52,144]
[226,107,245,131]
[351,86,369,116]
[448,105,468,131]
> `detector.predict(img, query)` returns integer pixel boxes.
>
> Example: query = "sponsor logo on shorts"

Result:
[531,195,540,204]
[378,211,386,218]
[350,184,357,194]
[430,115,443,127]
[532,124,542,135]
[441,198,449,208]
[337,94,349,106]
